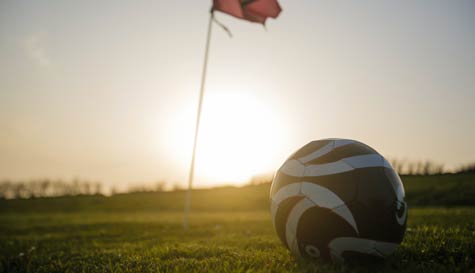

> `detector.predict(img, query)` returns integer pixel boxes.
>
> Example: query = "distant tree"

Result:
[456,163,475,174]
[71,179,81,195]
[39,180,50,196]
[389,159,405,175]
[0,180,10,199]
[94,182,102,195]
[422,161,431,175]
[435,164,445,175]
[407,162,416,175]
[172,183,185,191]
[154,181,166,192]
[0,179,107,199]
[415,161,424,175]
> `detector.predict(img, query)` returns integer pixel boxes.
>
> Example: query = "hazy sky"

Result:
[1,0,474,189]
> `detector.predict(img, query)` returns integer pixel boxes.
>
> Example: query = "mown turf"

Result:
[1,208,474,273]
[1,174,474,272]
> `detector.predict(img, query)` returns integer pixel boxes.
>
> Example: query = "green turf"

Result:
[1,208,474,273]
[1,174,474,272]
[403,174,475,206]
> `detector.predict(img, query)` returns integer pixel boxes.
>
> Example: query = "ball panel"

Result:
[286,197,316,256]
[296,206,358,261]
[273,196,304,248]
[354,167,396,212]
[271,170,358,204]
[297,141,335,164]
[394,199,408,226]
[383,167,405,200]
[341,154,384,169]
[347,199,404,243]
[328,237,399,263]
[305,142,377,165]
[288,139,333,161]
[278,159,305,177]
[302,160,354,177]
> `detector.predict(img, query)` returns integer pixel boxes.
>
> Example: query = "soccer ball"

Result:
[270,138,407,263]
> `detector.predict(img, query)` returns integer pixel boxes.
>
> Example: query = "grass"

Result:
[403,174,475,206]
[1,173,474,272]
[1,209,474,273]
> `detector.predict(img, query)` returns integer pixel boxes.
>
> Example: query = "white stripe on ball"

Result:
[272,182,360,257]
[328,237,399,263]
[280,154,390,178]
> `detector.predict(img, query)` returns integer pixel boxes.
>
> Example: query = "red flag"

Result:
[213,0,282,24]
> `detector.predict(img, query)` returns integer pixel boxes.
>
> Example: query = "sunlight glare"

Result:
[166,88,287,187]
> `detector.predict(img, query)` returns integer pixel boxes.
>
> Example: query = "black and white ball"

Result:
[270,138,407,263]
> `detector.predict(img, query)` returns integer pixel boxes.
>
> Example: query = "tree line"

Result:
[0,179,102,199]
[1,161,474,199]
[390,160,474,176]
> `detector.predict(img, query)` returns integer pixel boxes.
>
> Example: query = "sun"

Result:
[165,88,287,187]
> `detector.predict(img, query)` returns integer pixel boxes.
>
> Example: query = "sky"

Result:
[0,0,474,190]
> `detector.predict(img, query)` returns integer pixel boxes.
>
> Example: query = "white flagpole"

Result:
[183,11,214,229]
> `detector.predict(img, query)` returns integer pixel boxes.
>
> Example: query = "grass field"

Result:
[1,174,475,272]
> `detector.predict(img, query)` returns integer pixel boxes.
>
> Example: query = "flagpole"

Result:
[183,10,214,230]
